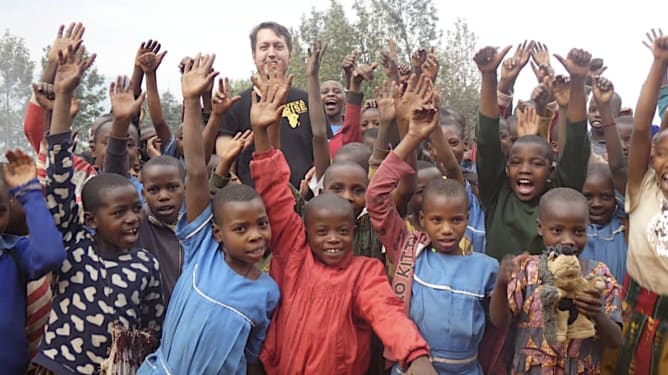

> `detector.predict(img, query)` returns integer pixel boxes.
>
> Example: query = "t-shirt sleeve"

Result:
[176,203,214,265]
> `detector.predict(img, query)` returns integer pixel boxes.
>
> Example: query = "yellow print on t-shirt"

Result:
[282,99,307,128]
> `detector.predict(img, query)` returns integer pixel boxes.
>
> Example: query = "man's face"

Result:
[253,28,291,75]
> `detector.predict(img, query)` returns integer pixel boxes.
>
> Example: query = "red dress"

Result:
[252,148,429,375]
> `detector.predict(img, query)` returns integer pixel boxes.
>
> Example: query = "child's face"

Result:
[323,166,368,218]
[507,142,553,202]
[617,121,633,162]
[583,173,616,226]
[321,81,345,119]
[306,207,354,267]
[141,165,185,225]
[213,197,271,267]
[419,192,468,254]
[652,131,668,197]
[537,201,589,254]
[176,126,184,156]
[88,185,143,252]
[360,108,380,130]
[441,125,465,164]
[92,123,139,169]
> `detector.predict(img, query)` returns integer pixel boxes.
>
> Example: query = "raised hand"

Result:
[530,62,555,84]
[473,46,512,74]
[212,77,241,117]
[181,53,219,99]
[592,76,615,105]
[220,130,253,163]
[306,40,327,77]
[32,82,56,111]
[250,76,289,129]
[406,80,438,140]
[643,29,668,63]
[398,63,412,84]
[375,80,396,125]
[530,41,550,68]
[54,42,96,93]
[138,51,168,74]
[342,50,358,77]
[48,22,85,64]
[411,48,428,77]
[554,48,592,79]
[516,104,540,137]
[547,75,571,108]
[3,149,37,188]
[110,76,145,122]
[252,60,293,105]
[135,39,161,68]
[531,83,552,115]
[352,62,378,85]
[147,136,162,158]
[178,56,194,74]
[380,39,399,82]
[421,47,440,81]
[394,74,434,125]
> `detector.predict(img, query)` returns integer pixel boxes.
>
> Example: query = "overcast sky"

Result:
[2,0,666,118]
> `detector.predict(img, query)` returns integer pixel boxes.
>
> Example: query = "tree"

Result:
[0,29,34,151]
[40,45,107,148]
[372,0,441,61]
[141,89,182,135]
[438,18,480,139]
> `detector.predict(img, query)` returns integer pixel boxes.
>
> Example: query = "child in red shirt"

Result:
[249,69,436,375]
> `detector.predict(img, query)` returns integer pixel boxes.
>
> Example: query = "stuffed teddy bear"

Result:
[539,246,606,343]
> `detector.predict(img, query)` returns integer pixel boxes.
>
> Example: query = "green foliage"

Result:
[141,89,182,134]
[438,18,480,139]
[0,29,35,151]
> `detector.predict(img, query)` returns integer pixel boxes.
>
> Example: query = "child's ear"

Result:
[84,211,97,230]
[212,223,224,244]
[536,218,544,237]
[418,210,425,228]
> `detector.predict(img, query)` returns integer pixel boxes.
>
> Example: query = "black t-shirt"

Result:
[219,87,328,187]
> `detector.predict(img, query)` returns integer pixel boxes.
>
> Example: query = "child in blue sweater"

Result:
[0,149,66,374]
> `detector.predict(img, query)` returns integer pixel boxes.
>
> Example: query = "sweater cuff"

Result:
[10,179,42,201]
[497,90,513,109]
[403,349,430,370]
[345,91,363,106]
[46,131,72,147]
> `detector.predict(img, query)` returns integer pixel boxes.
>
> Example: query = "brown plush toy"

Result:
[539,247,606,343]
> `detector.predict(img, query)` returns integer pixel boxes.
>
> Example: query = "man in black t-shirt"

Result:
[216,21,329,187]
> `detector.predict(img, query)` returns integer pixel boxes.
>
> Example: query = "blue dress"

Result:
[580,193,627,284]
[137,205,280,375]
[393,249,498,375]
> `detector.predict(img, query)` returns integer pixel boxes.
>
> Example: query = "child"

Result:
[489,187,623,374]
[361,101,381,130]
[615,31,668,374]
[321,79,345,134]
[250,64,436,375]
[137,155,185,306]
[137,53,279,375]
[581,163,626,283]
[0,150,66,375]
[34,43,164,374]
[474,45,591,260]
[366,85,499,374]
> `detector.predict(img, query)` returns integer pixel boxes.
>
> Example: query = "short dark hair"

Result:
[615,115,633,126]
[212,184,263,224]
[81,173,136,213]
[323,161,368,186]
[250,22,293,54]
[303,193,354,227]
[416,159,437,171]
[333,142,371,172]
[512,135,554,164]
[93,119,140,144]
[539,187,587,220]
[587,162,613,181]
[440,108,466,138]
[422,178,468,206]
[141,155,186,182]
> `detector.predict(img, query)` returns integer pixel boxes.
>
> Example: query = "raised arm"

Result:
[549,75,571,156]
[498,41,533,98]
[628,31,668,204]
[204,78,241,164]
[473,45,511,208]
[306,40,331,180]
[181,54,219,223]
[104,76,146,176]
[131,39,161,99]
[136,46,171,146]
[593,76,627,194]
[4,149,65,279]
[553,48,593,190]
